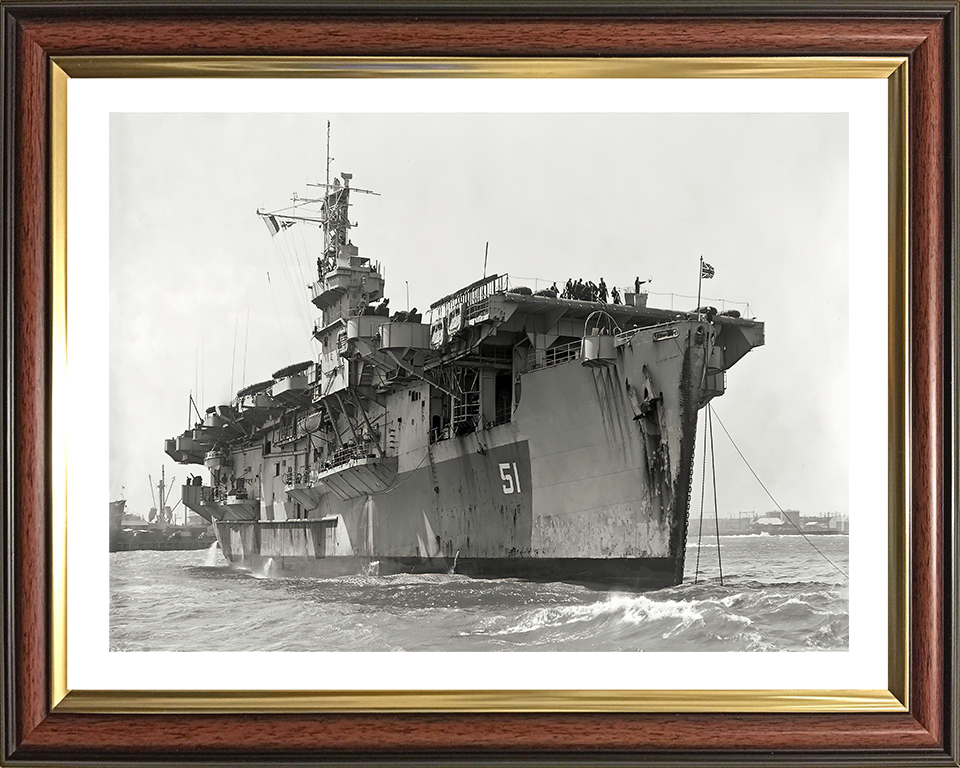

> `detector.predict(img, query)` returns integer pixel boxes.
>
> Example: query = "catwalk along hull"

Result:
[167,166,763,589]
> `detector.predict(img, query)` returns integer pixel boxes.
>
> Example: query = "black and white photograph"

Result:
[9,0,960,759]
[106,108,854,655]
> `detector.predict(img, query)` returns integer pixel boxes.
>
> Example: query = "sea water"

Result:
[109,534,848,652]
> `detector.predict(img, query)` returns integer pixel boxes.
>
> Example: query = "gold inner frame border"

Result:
[48,55,909,715]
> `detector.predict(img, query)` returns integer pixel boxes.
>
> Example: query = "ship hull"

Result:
[168,169,765,591]
[219,547,679,590]
[208,319,714,589]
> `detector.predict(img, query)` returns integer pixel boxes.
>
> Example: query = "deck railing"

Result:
[546,340,582,367]
[527,339,582,371]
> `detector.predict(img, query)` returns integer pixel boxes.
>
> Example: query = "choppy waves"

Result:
[457,581,847,651]
[110,536,849,652]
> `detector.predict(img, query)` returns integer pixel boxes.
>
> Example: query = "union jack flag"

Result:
[701,261,715,279]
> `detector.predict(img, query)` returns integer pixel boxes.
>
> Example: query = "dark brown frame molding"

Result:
[1,2,958,765]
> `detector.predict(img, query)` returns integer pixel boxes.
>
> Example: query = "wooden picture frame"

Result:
[2,2,957,765]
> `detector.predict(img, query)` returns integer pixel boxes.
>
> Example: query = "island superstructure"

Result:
[165,164,764,589]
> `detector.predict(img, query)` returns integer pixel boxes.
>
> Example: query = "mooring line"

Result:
[694,411,709,584]
[710,407,849,581]
[708,404,724,585]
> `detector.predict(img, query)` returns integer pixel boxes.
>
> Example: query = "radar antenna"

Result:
[256,121,379,277]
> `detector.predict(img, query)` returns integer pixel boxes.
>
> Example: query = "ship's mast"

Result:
[153,466,176,524]
[324,120,331,256]
[257,123,379,280]
[158,467,165,524]
[311,128,378,275]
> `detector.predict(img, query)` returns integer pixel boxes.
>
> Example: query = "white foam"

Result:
[203,542,220,567]
[492,594,705,636]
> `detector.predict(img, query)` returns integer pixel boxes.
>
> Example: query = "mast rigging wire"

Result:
[230,317,238,398]
[287,225,318,344]
[694,404,724,585]
[297,225,312,281]
[710,407,849,581]
[708,405,724,584]
[694,409,708,584]
[267,224,317,355]
[190,393,203,424]
[242,308,250,388]
[273,227,311,338]
[265,271,292,360]
[282,224,309,305]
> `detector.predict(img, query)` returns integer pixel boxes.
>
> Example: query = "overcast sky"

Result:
[110,112,848,524]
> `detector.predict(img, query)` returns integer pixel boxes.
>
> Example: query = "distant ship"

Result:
[109,469,214,552]
[165,141,764,589]
[749,513,848,536]
[689,514,849,537]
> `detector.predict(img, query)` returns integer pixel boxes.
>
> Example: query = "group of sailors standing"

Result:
[560,276,646,305]
[356,273,648,323]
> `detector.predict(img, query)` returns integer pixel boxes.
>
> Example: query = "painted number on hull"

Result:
[499,462,522,494]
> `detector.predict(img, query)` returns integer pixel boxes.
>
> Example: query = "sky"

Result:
[109,112,849,523]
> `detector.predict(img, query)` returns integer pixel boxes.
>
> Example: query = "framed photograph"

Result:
[2,2,957,765]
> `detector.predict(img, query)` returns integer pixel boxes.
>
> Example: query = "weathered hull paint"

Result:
[218,548,679,590]
[211,321,712,589]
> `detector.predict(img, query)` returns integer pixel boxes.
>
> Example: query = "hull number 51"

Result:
[499,462,522,494]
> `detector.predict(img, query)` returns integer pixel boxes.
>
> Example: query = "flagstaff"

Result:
[697,256,703,319]
[697,255,715,318]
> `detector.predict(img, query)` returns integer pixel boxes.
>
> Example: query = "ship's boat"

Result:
[165,162,764,590]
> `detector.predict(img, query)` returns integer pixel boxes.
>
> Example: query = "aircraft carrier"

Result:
[165,161,764,589]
